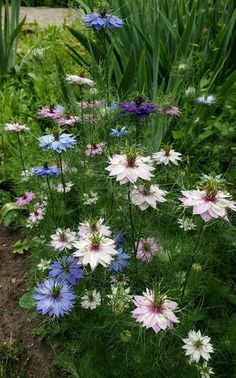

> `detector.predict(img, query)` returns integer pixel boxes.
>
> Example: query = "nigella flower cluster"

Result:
[136,237,160,262]
[85,142,105,157]
[27,202,46,228]
[153,147,182,166]
[182,330,214,363]
[39,132,76,153]
[50,228,77,251]
[5,122,30,133]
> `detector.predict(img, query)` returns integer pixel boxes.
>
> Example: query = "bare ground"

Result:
[0,226,56,378]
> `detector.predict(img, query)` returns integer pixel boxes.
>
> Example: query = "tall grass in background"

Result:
[0,0,25,82]
[67,0,236,149]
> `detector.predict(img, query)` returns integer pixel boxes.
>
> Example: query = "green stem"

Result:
[128,187,136,259]
[181,223,205,301]
[46,176,55,217]
[16,133,25,171]
[58,153,66,203]
[102,30,109,106]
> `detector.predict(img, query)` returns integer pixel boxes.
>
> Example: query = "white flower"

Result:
[199,362,215,378]
[56,182,74,193]
[182,330,214,363]
[153,149,182,166]
[5,123,29,132]
[197,95,215,105]
[185,86,196,97]
[107,284,133,314]
[81,289,101,309]
[66,74,94,86]
[37,258,52,272]
[131,184,167,210]
[83,191,99,205]
[21,169,33,181]
[106,153,154,185]
[73,233,117,271]
[78,218,112,238]
[178,216,197,231]
[50,228,77,251]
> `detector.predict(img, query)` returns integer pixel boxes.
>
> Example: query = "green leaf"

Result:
[172,130,184,139]
[19,290,36,309]
[0,202,18,224]
[12,239,30,254]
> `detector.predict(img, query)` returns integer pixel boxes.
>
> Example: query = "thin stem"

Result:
[79,86,86,167]
[181,223,205,301]
[135,119,140,147]
[46,176,55,217]
[128,187,136,258]
[16,133,25,171]
[102,30,109,106]
[58,153,66,203]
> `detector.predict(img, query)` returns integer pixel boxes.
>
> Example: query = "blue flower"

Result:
[108,248,130,274]
[84,13,124,31]
[120,101,156,118]
[34,278,75,317]
[114,233,126,246]
[39,133,76,153]
[196,95,215,105]
[110,127,127,138]
[32,165,59,177]
[49,256,84,286]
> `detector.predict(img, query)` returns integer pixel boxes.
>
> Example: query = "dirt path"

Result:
[0,226,56,377]
[20,6,78,26]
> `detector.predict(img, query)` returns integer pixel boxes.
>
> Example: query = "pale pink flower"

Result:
[153,149,182,166]
[5,123,29,132]
[131,289,179,333]
[77,100,102,109]
[66,74,94,86]
[57,116,80,127]
[106,153,154,185]
[38,105,64,119]
[181,189,236,222]
[136,237,160,262]
[73,233,117,271]
[164,106,182,116]
[85,142,105,157]
[16,192,35,206]
[78,218,112,238]
[56,182,74,193]
[27,207,45,227]
[131,184,167,210]
[50,228,77,251]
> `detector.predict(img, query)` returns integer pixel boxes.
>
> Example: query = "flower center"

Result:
[194,340,203,349]
[90,234,101,251]
[133,95,144,105]
[43,162,49,169]
[51,286,61,298]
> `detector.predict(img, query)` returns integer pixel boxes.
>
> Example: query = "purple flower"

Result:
[120,102,155,119]
[114,233,126,246]
[34,278,75,317]
[39,133,76,153]
[49,256,84,286]
[108,248,130,274]
[32,165,59,177]
[84,13,124,31]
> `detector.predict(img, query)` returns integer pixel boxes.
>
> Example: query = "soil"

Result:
[0,226,56,378]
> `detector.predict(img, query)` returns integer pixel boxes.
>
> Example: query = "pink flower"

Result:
[66,75,94,86]
[85,142,105,157]
[158,106,182,116]
[131,184,167,210]
[57,116,80,127]
[181,189,236,222]
[153,149,182,166]
[38,105,64,119]
[106,153,154,185]
[136,237,160,262]
[131,289,179,333]
[16,192,35,206]
[5,123,29,132]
